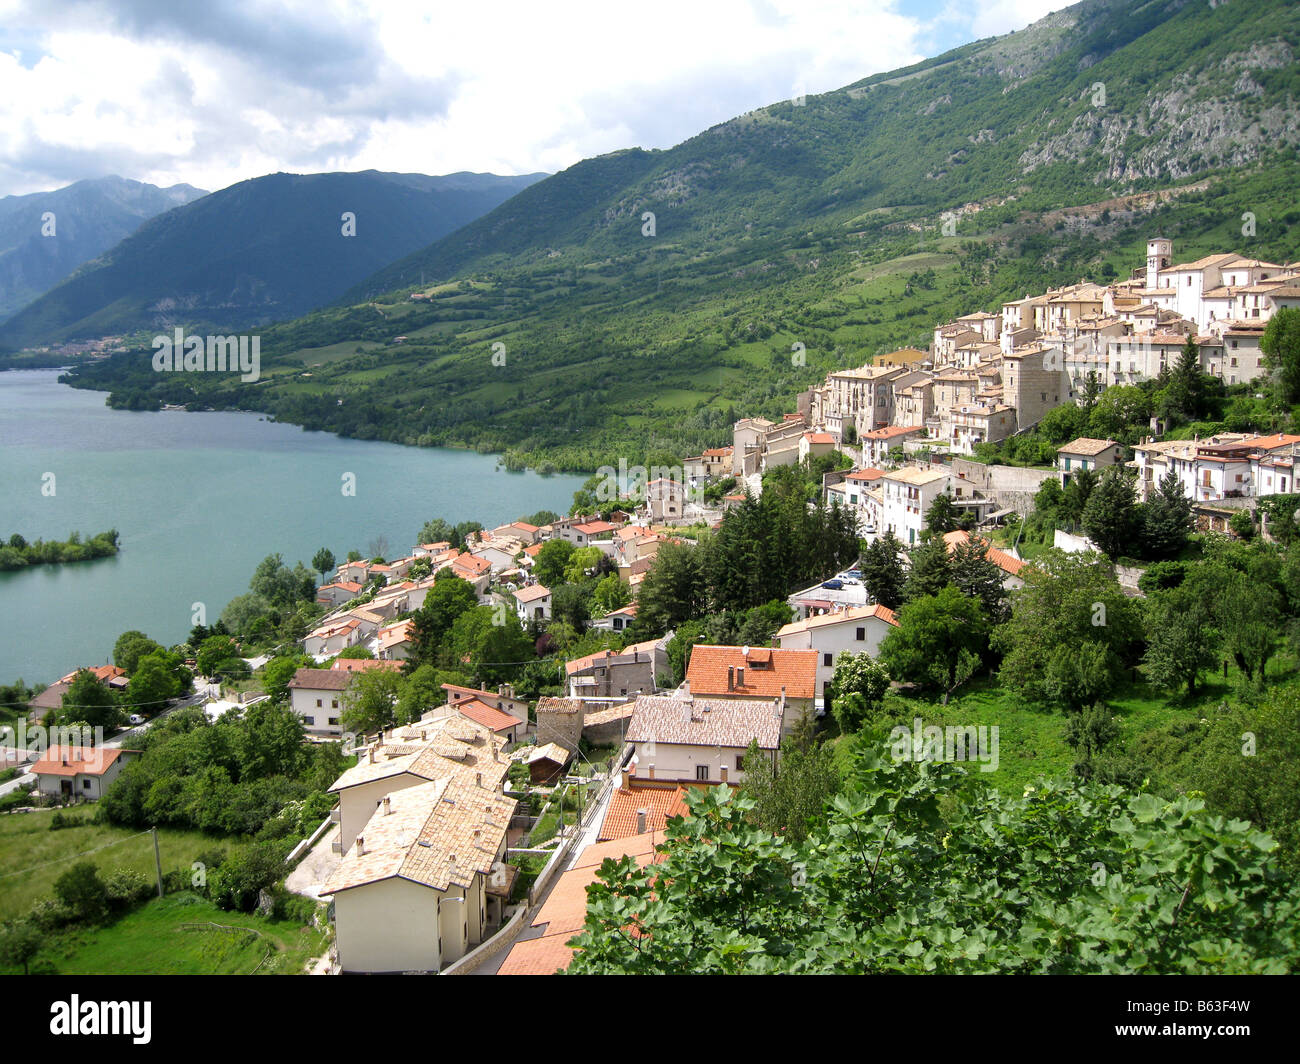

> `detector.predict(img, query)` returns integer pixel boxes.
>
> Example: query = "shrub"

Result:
[26,898,74,932]
[52,861,109,924]
[208,843,285,912]
[103,867,153,909]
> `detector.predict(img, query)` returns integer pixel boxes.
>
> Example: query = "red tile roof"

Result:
[31,745,136,778]
[599,783,689,842]
[686,645,817,700]
[453,698,524,734]
[288,667,353,691]
[331,658,403,673]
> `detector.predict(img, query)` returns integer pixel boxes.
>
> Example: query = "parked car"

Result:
[128,714,145,726]
[821,578,843,590]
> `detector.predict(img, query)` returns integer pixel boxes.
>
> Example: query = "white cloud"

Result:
[0,0,1051,195]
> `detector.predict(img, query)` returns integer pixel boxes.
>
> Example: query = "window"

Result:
[304,716,315,726]
[315,699,322,707]
[856,627,865,641]
[328,717,339,726]
[331,699,339,709]
[82,779,91,790]
[695,765,710,781]
[823,653,833,667]
[736,756,745,770]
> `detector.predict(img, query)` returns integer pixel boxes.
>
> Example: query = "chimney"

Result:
[648,763,655,780]
[476,771,482,787]
[356,836,365,855]
[368,748,375,764]
[636,809,647,834]
[621,766,630,790]
[737,667,745,687]
[727,665,734,691]
[720,765,729,784]
[382,796,391,815]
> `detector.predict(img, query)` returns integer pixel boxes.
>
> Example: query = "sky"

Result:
[0,0,1066,197]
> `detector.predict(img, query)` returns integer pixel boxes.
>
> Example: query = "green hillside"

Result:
[60,0,1300,471]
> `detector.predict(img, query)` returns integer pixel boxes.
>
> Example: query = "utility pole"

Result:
[151,827,164,899]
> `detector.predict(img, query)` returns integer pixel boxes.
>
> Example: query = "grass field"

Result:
[833,660,1295,800]
[2,892,327,975]
[0,806,249,915]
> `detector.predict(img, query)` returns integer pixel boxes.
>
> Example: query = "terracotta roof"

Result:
[776,603,899,638]
[495,833,662,975]
[686,645,817,701]
[514,584,551,603]
[941,530,1026,577]
[319,581,363,594]
[862,425,924,440]
[573,520,616,535]
[803,432,835,445]
[454,698,524,734]
[56,664,126,686]
[31,745,137,777]
[451,554,491,576]
[599,783,689,842]
[288,668,353,691]
[565,639,661,676]
[328,714,508,794]
[331,658,403,673]
[626,694,782,750]
[885,466,949,486]
[845,468,886,483]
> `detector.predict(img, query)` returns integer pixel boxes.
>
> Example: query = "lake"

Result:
[0,369,584,685]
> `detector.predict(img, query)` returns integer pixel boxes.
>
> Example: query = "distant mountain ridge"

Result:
[0,176,206,322]
[0,169,546,346]
[58,0,1300,470]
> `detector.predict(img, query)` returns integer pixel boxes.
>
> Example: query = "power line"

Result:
[0,829,153,880]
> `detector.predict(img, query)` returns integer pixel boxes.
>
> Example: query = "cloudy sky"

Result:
[0,0,1064,197]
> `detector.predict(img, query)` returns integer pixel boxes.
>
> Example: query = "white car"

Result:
[128,714,145,726]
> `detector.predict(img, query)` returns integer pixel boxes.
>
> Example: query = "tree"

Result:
[1261,307,1300,406]
[312,548,336,581]
[1061,467,1098,527]
[632,541,706,635]
[949,538,1009,625]
[566,757,1300,974]
[533,539,577,587]
[127,651,185,711]
[924,493,972,535]
[1081,467,1139,561]
[562,546,606,584]
[740,736,838,843]
[219,592,272,638]
[1062,702,1121,782]
[262,653,309,705]
[592,574,632,616]
[197,635,243,678]
[1163,336,1206,423]
[903,537,951,602]
[341,669,402,735]
[60,670,120,729]
[880,587,987,700]
[1142,468,1193,560]
[828,652,889,733]
[53,862,109,924]
[408,575,478,666]
[112,630,162,675]
[417,518,455,546]
[473,614,534,688]
[1214,572,1281,686]
[994,550,1141,710]
[1142,586,1218,697]
[236,701,306,780]
[665,620,707,687]
[859,531,905,610]
[0,920,41,974]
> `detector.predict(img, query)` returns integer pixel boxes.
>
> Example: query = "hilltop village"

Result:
[5,235,1300,976]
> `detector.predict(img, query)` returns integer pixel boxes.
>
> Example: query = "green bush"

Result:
[208,843,286,912]
[52,861,109,924]
[103,867,154,909]
[26,898,74,931]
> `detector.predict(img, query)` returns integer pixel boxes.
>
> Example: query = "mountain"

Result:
[0,170,546,346]
[0,176,206,322]
[60,0,1300,470]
